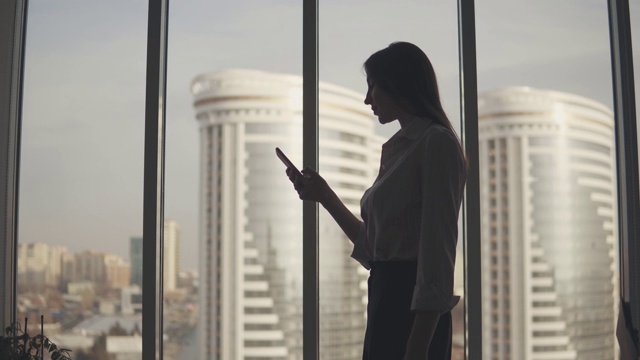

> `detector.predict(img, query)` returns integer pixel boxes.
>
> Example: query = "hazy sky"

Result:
[17,0,639,270]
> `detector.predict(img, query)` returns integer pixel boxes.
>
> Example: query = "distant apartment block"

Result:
[61,250,131,290]
[105,255,132,289]
[17,242,67,287]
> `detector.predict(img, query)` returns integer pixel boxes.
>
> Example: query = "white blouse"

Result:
[351,118,466,314]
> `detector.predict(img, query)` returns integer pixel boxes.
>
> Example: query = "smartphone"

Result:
[275,147,303,178]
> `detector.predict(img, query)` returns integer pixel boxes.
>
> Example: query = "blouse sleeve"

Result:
[411,128,465,313]
[350,221,372,270]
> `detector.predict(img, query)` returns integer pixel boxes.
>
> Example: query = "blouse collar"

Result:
[397,117,434,140]
[382,117,434,149]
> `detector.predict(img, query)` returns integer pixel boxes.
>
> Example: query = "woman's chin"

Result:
[378,117,394,125]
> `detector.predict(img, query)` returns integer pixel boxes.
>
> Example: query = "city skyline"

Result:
[18,218,183,290]
[16,237,197,360]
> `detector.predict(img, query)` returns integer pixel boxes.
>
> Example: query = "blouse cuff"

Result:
[350,223,371,270]
[411,283,459,314]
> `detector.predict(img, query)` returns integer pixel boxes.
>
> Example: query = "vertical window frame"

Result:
[0,0,27,330]
[458,0,483,358]
[142,0,169,359]
[608,0,640,356]
[302,0,320,359]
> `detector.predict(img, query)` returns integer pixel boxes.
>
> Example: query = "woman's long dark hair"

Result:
[364,41,468,170]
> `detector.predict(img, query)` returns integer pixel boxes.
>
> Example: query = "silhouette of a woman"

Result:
[286,42,467,360]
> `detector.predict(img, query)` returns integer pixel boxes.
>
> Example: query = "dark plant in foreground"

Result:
[0,317,72,360]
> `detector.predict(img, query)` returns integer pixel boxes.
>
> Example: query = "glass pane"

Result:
[319,2,463,359]
[17,2,147,359]
[166,1,303,359]
[476,2,618,359]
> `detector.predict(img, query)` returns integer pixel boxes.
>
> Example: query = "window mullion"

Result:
[0,0,27,330]
[458,0,482,358]
[142,0,169,359]
[302,0,319,359]
[608,0,640,355]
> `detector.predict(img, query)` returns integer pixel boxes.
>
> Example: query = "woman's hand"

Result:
[286,166,331,204]
[287,166,363,243]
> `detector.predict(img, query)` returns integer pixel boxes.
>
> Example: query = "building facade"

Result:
[164,219,181,292]
[17,242,67,288]
[74,250,109,285]
[105,254,131,289]
[478,87,618,359]
[192,69,382,360]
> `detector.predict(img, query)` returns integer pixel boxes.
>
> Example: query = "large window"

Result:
[476,2,618,359]
[165,1,303,359]
[3,1,639,360]
[16,1,148,358]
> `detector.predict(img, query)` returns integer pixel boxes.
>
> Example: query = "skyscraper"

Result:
[478,87,618,359]
[192,69,382,360]
[164,219,181,292]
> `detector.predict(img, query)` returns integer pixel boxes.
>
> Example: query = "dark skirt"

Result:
[362,260,452,360]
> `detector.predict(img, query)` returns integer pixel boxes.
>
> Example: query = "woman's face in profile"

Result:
[364,77,402,125]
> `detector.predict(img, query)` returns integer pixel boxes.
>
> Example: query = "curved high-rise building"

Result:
[192,69,382,360]
[478,87,618,360]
